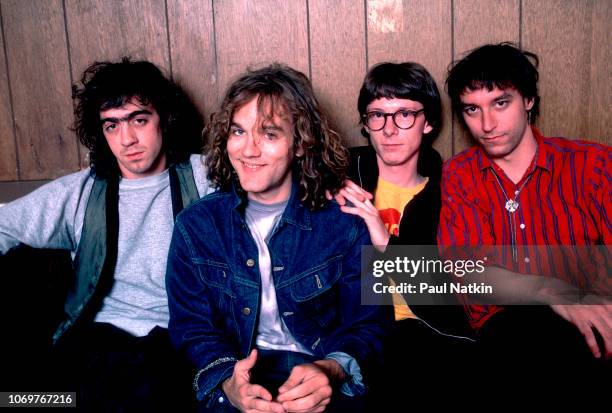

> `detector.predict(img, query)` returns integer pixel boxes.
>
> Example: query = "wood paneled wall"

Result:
[0,0,609,182]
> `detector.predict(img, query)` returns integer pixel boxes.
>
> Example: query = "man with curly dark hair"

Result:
[166,64,392,413]
[0,57,212,411]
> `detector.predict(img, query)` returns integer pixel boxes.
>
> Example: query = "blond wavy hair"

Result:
[204,64,348,210]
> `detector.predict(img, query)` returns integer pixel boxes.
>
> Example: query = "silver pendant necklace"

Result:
[491,169,533,262]
[491,170,533,214]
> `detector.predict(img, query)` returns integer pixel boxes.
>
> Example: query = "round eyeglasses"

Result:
[363,109,425,131]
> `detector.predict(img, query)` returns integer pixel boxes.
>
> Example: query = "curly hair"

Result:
[72,57,203,178]
[446,42,540,124]
[204,64,348,210]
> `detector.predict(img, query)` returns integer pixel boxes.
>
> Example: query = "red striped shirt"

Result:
[438,127,611,329]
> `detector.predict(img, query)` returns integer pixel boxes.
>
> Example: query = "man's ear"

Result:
[525,97,535,111]
[423,121,433,135]
[295,145,305,157]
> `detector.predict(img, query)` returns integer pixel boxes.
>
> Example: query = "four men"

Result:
[1,42,609,412]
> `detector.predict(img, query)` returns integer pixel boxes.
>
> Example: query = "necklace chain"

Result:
[491,168,533,262]
[491,170,533,213]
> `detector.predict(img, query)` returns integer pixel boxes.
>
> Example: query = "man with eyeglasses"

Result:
[336,62,474,405]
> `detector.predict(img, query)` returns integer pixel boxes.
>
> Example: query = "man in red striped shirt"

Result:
[438,43,610,380]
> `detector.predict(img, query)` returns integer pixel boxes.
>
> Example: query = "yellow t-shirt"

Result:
[374,177,428,321]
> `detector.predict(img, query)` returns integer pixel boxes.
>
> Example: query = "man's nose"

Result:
[119,123,138,146]
[481,109,497,133]
[242,134,261,157]
[382,115,398,137]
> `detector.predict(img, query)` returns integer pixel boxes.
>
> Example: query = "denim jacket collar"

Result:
[230,178,313,231]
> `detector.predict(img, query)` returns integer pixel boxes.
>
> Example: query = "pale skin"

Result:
[460,86,611,359]
[222,350,345,413]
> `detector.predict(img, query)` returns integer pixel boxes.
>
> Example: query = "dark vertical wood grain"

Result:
[65,0,170,75]
[0,3,17,180]
[523,0,592,140]
[587,0,611,145]
[309,0,366,147]
[167,0,217,120]
[2,0,78,180]
[214,0,309,97]
[367,0,453,160]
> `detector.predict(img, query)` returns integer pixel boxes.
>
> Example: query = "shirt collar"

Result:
[231,178,312,231]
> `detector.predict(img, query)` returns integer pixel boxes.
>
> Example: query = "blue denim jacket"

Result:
[166,182,392,408]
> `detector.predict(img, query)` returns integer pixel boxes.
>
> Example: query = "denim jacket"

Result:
[166,182,392,408]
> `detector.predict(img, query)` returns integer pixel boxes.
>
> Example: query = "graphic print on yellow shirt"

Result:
[374,176,428,320]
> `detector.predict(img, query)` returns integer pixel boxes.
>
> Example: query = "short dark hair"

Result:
[357,62,442,141]
[446,42,540,123]
[72,57,203,178]
[204,63,348,210]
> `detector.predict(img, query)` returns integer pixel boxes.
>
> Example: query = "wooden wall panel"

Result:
[167,0,217,120]
[2,0,78,180]
[65,0,170,75]
[367,0,453,160]
[214,0,309,98]
[453,0,520,154]
[523,0,592,141]
[0,0,609,183]
[0,4,17,180]
[309,0,366,147]
[587,0,611,145]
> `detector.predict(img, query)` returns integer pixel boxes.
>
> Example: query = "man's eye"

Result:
[463,106,477,115]
[369,112,384,118]
[398,111,412,118]
[495,100,509,108]
[264,133,277,140]
[104,124,117,133]
[231,128,244,136]
[134,118,148,125]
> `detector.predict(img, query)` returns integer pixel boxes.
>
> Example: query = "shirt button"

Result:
[246,259,255,267]
[218,396,224,403]
[524,257,530,263]
[242,307,251,316]
[520,223,526,229]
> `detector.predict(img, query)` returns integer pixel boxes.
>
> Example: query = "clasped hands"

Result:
[222,349,346,413]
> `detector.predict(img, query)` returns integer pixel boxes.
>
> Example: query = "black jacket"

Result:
[348,145,473,338]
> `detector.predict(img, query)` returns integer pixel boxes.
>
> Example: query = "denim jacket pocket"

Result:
[289,255,343,302]
[289,256,343,329]
[194,259,236,298]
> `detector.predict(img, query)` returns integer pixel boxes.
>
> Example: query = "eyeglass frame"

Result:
[362,108,425,131]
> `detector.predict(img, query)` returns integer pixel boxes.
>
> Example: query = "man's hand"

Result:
[222,349,286,413]
[275,359,345,413]
[550,303,612,359]
[338,188,389,251]
[326,179,373,206]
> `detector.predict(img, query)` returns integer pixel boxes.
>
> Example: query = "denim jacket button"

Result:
[242,307,251,316]
[246,259,255,267]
